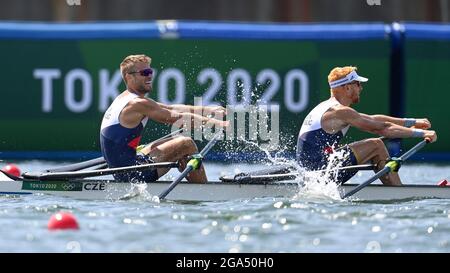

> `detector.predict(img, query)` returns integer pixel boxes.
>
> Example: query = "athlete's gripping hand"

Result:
[206,106,227,117]
[414,118,431,129]
[424,130,437,143]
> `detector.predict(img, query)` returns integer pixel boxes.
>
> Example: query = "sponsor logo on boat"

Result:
[22,181,106,191]
[22,181,82,191]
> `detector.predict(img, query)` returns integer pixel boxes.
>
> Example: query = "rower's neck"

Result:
[331,94,352,106]
[127,88,145,97]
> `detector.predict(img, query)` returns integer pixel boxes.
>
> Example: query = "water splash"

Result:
[293,148,352,201]
[237,137,293,165]
[119,182,160,203]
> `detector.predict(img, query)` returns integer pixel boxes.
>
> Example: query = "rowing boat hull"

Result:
[0,177,449,201]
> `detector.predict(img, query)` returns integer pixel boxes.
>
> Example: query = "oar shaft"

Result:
[158,131,223,200]
[42,129,184,174]
[24,162,179,181]
[342,166,390,198]
[159,165,193,199]
[225,164,375,183]
[45,156,106,173]
[200,134,222,156]
[151,128,184,144]
[342,139,429,199]
[399,139,427,161]
[317,164,376,173]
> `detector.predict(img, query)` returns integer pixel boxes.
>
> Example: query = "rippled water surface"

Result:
[0,161,449,253]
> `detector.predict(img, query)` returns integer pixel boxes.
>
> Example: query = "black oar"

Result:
[142,128,184,149]
[23,161,179,181]
[158,131,223,200]
[318,164,376,172]
[44,128,185,173]
[342,139,429,199]
[220,164,376,183]
[45,156,106,173]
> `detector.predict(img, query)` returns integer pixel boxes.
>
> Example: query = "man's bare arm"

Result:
[157,103,226,117]
[359,113,431,129]
[335,106,436,141]
[138,99,227,128]
[158,103,200,113]
[359,114,404,126]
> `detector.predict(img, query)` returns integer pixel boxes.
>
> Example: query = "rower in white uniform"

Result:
[297,66,437,185]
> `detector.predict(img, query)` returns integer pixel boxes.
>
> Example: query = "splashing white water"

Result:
[220,86,351,201]
[119,182,160,203]
[292,148,352,201]
[238,138,293,168]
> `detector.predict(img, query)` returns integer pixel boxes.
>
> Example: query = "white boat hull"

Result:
[1,177,449,202]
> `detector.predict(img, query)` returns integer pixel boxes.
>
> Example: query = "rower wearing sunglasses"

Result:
[296,66,437,185]
[100,54,228,183]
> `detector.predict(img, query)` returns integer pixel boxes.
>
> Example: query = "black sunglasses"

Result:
[128,68,153,77]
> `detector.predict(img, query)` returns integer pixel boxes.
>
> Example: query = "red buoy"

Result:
[48,212,80,230]
[1,164,21,177]
[438,179,448,186]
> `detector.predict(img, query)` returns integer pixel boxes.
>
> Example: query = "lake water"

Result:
[0,160,449,253]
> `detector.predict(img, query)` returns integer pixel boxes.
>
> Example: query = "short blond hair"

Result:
[328,66,358,85]
[120,54,151,84]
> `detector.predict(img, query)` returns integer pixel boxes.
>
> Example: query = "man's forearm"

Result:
[371,115,407,126]
[169,104,201,113]
[379,122,430,139]
[176,112,224,129]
